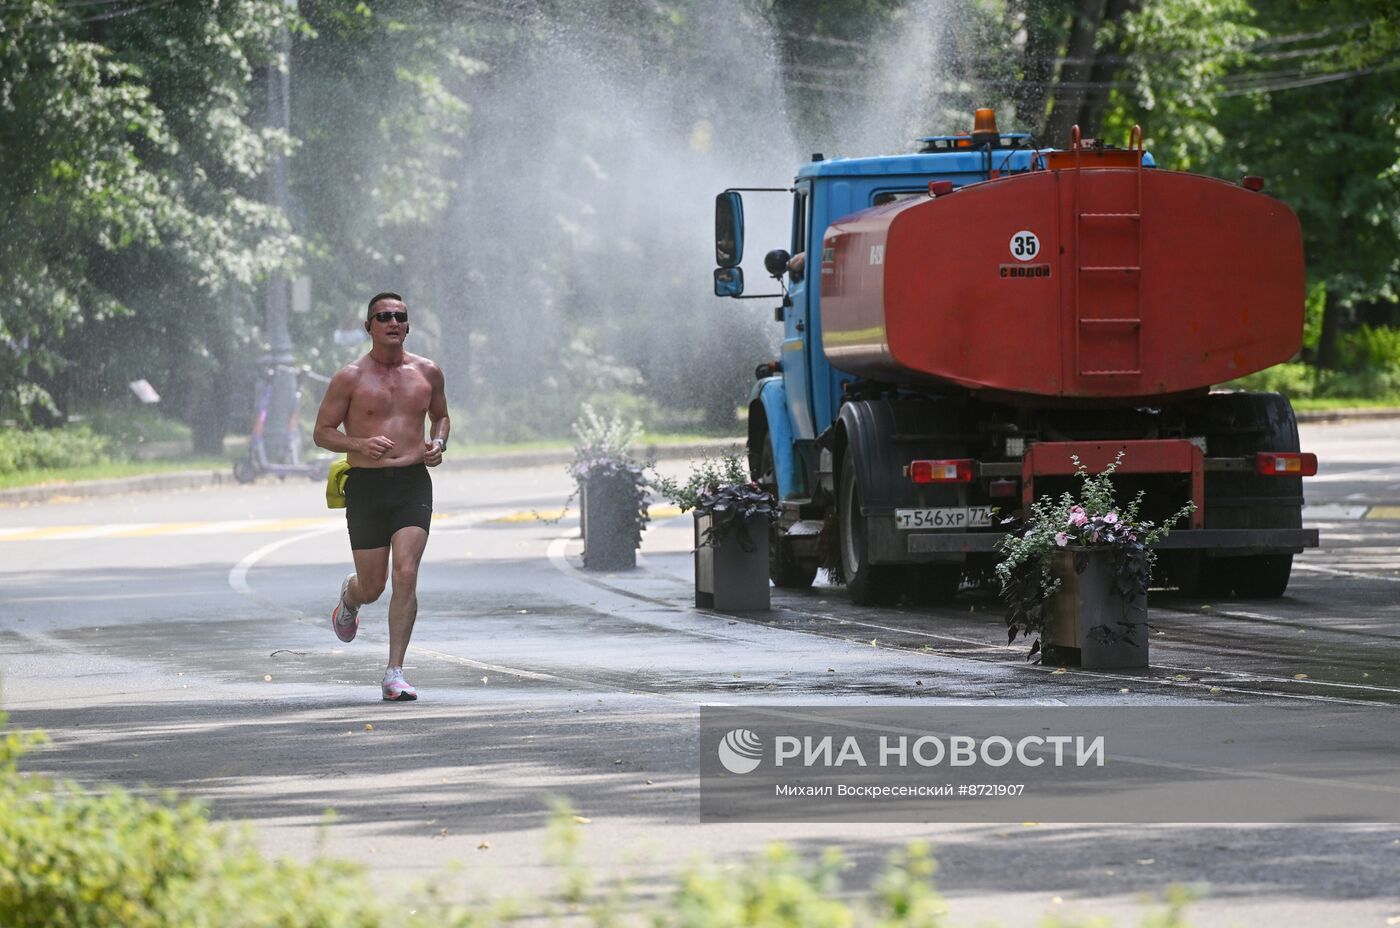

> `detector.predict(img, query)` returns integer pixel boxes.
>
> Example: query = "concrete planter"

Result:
[694,512,770,611]
[1043,548,1149,669]
[581,473,640,571]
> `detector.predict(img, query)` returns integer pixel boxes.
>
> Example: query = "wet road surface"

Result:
[1,420,1398,926]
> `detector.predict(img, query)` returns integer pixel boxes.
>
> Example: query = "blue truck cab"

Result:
[719,134,1061,507]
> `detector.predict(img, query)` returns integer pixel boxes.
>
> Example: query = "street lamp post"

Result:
[262,0,300,464]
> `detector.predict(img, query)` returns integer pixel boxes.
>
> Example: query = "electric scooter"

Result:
[233,364,335,483]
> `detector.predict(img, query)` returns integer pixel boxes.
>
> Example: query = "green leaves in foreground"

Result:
[1,717,1194,927]
[0,778,381,928]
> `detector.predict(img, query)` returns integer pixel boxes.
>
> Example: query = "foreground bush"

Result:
[0,719,396,928]
[0,718,1193,927]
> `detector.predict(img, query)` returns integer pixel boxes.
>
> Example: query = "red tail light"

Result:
[909,459,975,483]
[1256,452,1317,477]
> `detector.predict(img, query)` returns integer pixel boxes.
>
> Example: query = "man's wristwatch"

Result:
[432,438,447,453]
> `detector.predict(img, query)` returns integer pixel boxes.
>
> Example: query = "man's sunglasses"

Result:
[371,311,408,323]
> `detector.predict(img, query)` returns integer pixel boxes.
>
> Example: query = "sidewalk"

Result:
[3,404,1396,507]
[0,438,745,507]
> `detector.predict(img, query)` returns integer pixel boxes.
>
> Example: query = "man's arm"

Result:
[422,362,450,467]
[313,366,394,459]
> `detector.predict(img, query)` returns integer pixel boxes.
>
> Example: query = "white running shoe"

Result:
[382,667,417,701]
[332,573,360,643]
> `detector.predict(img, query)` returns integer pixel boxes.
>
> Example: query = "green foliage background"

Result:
[2,0,1397,448]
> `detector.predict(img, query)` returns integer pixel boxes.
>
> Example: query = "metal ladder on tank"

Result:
[1072,124,1144,377]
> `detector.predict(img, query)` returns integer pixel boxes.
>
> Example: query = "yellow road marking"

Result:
[1365,506,1400,520]
[2,525,104,541]
[2,505,675,541]
[489,511,549,524]
[485,504,686,525]
[227,517,337,533]
[120,521,210,537]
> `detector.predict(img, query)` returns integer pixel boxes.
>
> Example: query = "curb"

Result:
[1296,407,1400,424]
[0,469,243,507]
[0,439,746,507]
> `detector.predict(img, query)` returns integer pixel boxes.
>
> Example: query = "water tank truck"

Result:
[713,109,1319,605]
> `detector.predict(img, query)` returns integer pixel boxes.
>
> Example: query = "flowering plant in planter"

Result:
[995,453,1195,659]
[650,449,778,551]
[535,405,651,539]
[569,405,651,541]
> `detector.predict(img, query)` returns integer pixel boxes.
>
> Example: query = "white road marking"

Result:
[1292,562,1400,583]
[227,509,501,599]
[1309,465,1400,482]
[1302,504,1371,520]
[229,523,346,596]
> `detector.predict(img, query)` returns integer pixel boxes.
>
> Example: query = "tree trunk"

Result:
[1042,0,1110,147]
[1075,0,1140,138]
[185,369,227,456]
[1315,289,1347,370]
[184,334,229,456]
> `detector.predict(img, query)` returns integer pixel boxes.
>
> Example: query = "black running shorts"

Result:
[344,464,433,550]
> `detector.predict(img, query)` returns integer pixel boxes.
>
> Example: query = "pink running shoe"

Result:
[332,573,360,643]
[382,667,417,701]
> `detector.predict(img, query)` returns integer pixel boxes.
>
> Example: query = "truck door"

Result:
[782,185,816,441]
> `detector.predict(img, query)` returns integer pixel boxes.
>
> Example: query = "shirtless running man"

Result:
[313,291,450,701]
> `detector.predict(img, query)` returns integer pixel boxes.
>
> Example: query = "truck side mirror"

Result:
[715,191,744,268]
[714,266,745,297]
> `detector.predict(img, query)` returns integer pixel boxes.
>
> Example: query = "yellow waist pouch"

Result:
[325,459,351,509]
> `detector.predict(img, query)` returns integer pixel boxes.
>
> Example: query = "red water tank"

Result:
[819,164,1305,402]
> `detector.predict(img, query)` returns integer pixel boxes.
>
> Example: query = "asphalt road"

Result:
[2,421,1398,927]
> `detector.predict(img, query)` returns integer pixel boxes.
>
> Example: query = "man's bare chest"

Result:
[348,369,431,421]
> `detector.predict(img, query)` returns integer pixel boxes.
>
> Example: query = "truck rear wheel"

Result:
[839,446,901,605]
[1189,392,1303,598]
[759,435,817,589]
[1231,553,1294,598]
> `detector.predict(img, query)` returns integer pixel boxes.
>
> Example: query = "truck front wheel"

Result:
[839,446,901,606]
[759,436,817,589]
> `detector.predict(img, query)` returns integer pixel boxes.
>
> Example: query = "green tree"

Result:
[0,0,295,452]
[0,1,168,422]
[1204,0,1400,368]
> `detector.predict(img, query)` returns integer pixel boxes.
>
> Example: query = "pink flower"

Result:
[1104,511,1119,525]
[1054,532,1069,547]
[1068,506,1088,527]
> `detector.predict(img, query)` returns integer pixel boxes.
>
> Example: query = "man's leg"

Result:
[346,547,390,609]
[386,525,429,669]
